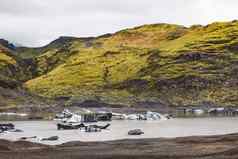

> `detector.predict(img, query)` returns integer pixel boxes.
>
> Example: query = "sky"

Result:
[0,0,238,47]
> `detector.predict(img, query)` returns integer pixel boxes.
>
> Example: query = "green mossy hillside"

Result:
[19,21,238,107]
[0,43,48,108]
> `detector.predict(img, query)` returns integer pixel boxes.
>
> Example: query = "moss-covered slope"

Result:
[21,21,238,107]
[0,43,43,109]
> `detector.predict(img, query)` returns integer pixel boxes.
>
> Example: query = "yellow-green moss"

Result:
[22,21,238,106]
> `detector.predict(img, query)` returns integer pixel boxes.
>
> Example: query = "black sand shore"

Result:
[1,133,238,159]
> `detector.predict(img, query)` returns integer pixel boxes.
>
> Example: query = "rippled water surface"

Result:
[1,117,238,145]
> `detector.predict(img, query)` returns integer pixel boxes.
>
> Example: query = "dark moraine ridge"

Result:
[1,133,238,159]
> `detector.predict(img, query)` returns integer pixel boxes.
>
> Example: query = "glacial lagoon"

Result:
[1,117,238,145]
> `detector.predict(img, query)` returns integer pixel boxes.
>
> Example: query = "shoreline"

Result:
[1,133,238,159]
[1,106,238,121]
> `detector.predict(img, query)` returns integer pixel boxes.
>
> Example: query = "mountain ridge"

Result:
[2,20,238,109]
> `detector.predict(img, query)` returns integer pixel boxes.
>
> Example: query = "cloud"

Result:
[0,0,238,47]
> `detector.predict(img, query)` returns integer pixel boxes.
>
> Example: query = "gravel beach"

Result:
[1,133,238,159]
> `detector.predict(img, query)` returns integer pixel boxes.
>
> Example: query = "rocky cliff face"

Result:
[3,21,238,109]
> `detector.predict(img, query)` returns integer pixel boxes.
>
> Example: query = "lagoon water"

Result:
[1,117,238,145]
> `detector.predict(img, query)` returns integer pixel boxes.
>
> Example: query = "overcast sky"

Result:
[0,0,238,47]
